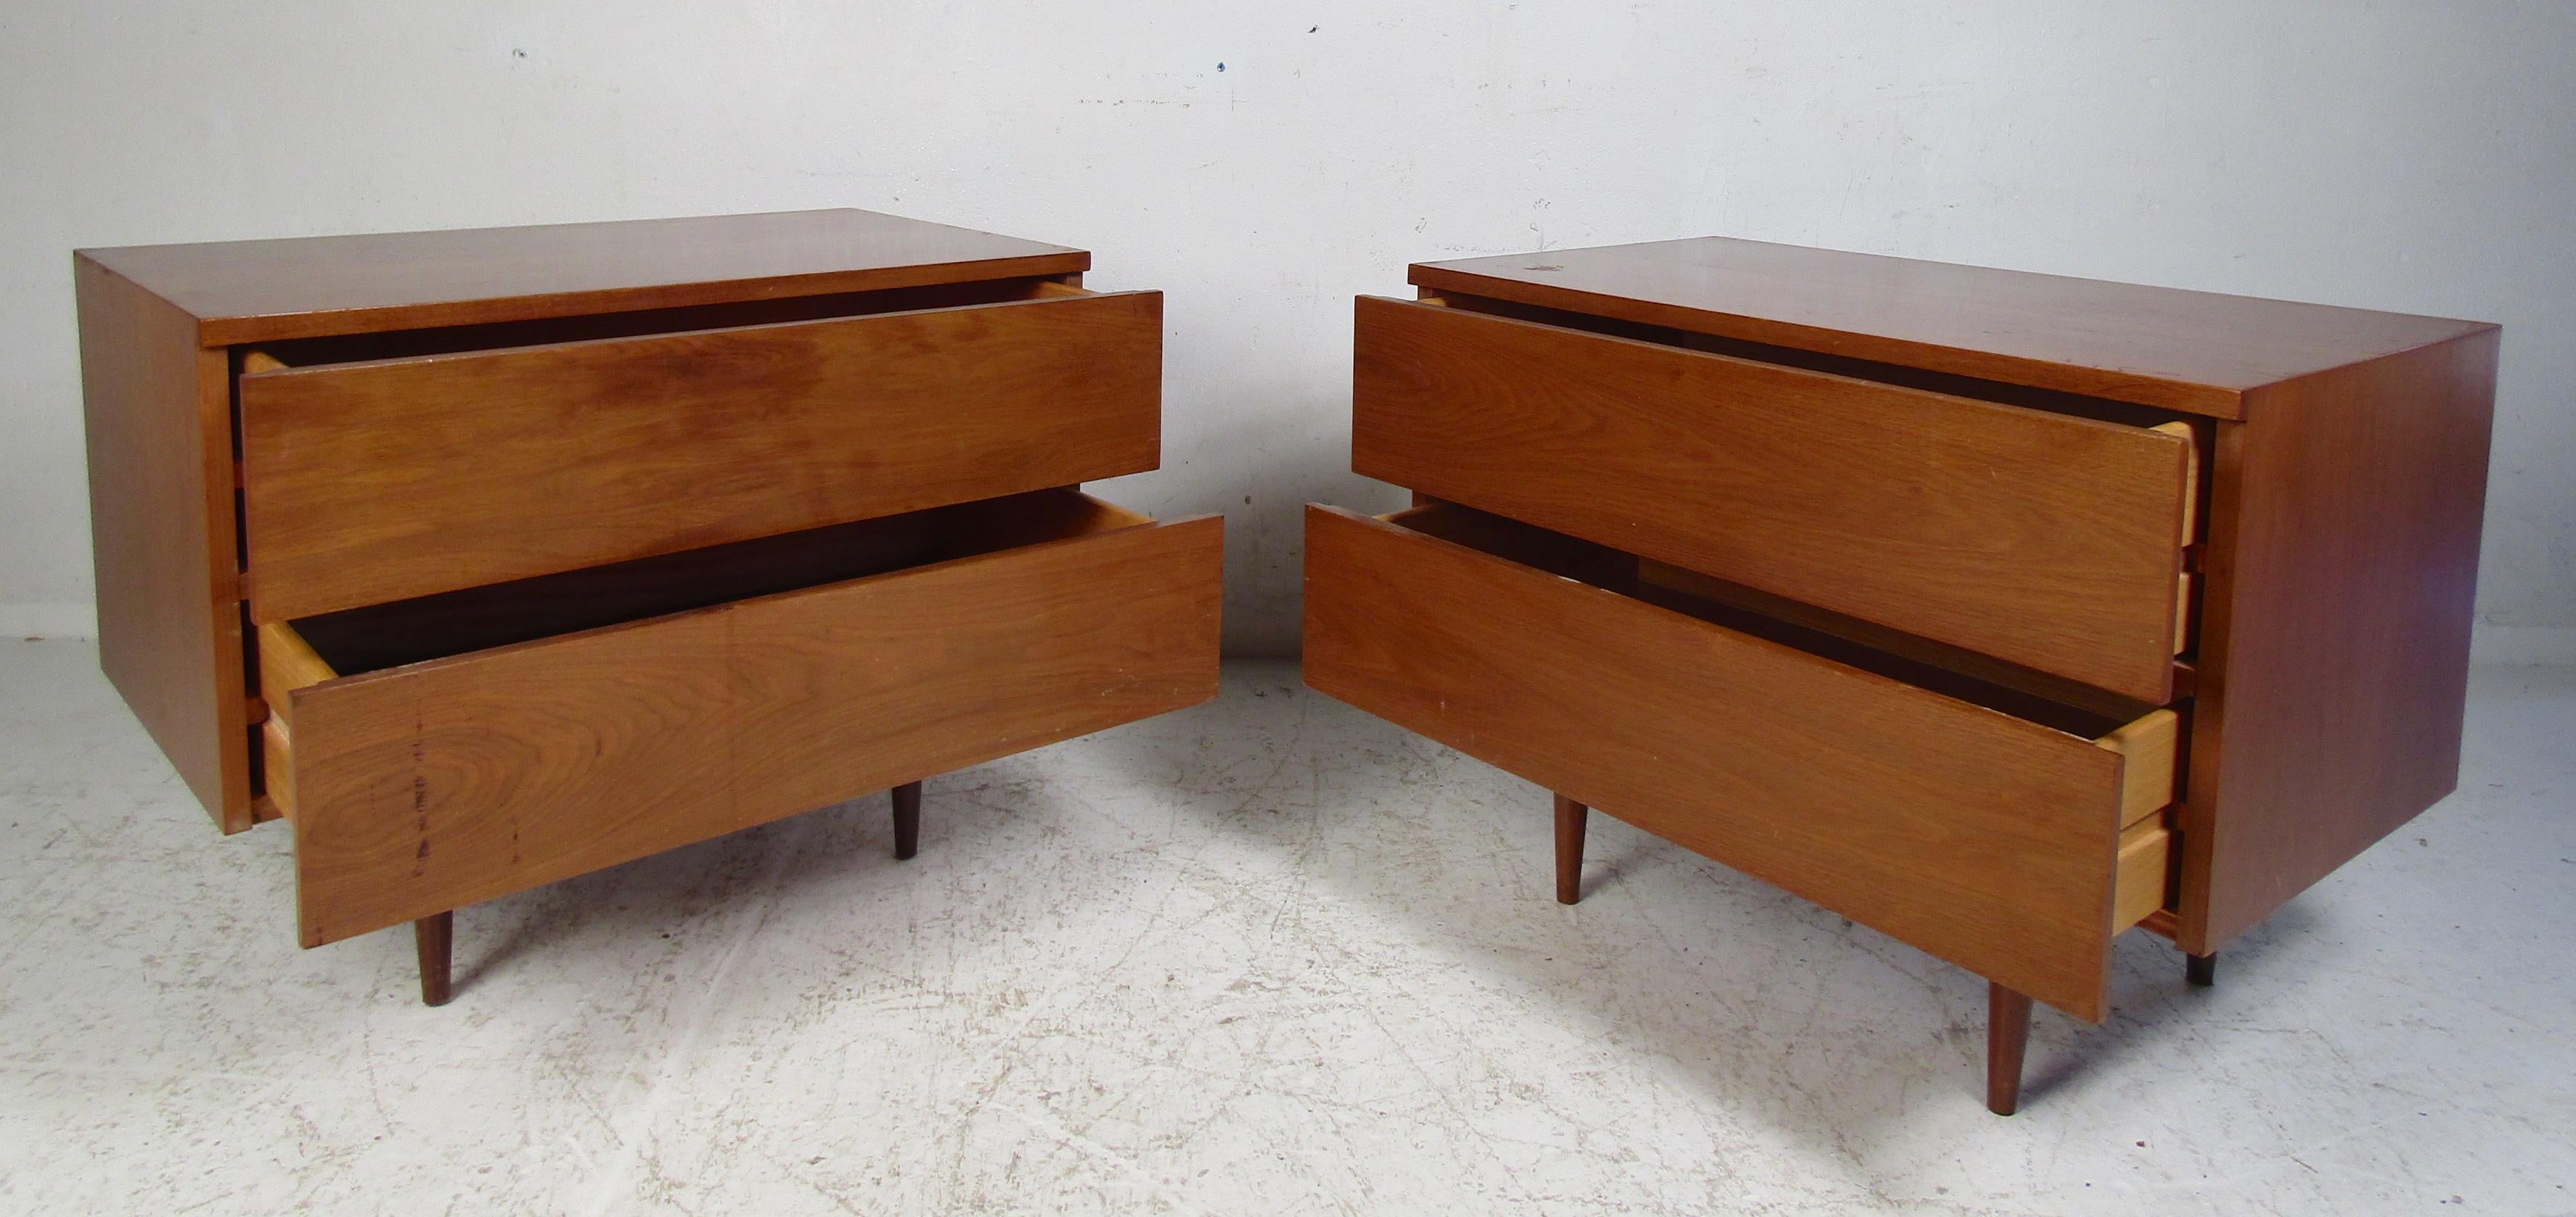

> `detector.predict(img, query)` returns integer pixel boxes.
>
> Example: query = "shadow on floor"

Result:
[1066,665,2332,1148]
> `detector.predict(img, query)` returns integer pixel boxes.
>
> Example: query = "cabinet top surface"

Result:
[78,209,1089,345]
[1411,237,2494,414]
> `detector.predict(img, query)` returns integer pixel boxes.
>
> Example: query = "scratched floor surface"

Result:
[1,640,2570,1215]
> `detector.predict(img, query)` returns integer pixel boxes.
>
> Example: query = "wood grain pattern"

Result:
[261,720,296,819]
[1303,504,2134,1020]
[1339,238,2495,1106]
[2175,573,2196,655]
[1554,794,1588,906]
[2114,820,2172,931]
[274,497,1013,675]
[283,504,1221,948]
[1423,289,2204,434]
[1354,295,2193,702]
[1632,559,2157,727]
[240,290,1162,620]
[73,256,250,831]
[248,278,1065,370]
[2181,329,2499,951]
[2153,421,2204,542]
[78,209,1088,346]
[414,913,453,1007]
[1410,237,2493,417]
[1987,985,2033,1115]
[2098,709,2180,829]
[255,618,335,735]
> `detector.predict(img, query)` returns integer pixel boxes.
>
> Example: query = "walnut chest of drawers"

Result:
[78,209,1222,1003]
[1303,237,2497,1112]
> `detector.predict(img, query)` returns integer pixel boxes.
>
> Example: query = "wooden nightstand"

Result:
[78,209,1222,1004]
[1304,237,2496,1112]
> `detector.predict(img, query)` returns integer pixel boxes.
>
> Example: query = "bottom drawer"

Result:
[1303,503,2175,1020]
[261,490,1222,948]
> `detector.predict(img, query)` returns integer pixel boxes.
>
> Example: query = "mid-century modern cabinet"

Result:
[1304,237,2497,1112]
[78,209,1222,1004]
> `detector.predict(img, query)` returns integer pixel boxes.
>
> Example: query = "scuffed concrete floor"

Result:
[1,639,2570,1215]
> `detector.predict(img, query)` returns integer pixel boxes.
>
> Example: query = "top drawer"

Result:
[239,286,1161,621]
[1352,295,2196,702]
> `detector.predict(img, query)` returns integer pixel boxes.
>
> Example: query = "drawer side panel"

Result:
[1303,504,2126,1020]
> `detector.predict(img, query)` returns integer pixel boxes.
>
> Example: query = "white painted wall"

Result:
[4,2,2569,656]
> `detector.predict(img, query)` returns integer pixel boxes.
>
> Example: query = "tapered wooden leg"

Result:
[2185,951,2217,987]
[1553,794,1588,905]
[414,911,454,1007]
[891,781,922,861]
[1987,982,2032,1115]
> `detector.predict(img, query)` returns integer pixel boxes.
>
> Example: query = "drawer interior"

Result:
[248,277,1098,370]
[263,488,1145,682]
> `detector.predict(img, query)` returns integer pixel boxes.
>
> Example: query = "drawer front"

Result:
[1304,504,2155,1020]
[1352,296,2193,702]
[240,290,1162,621]
[278,507,1220,948]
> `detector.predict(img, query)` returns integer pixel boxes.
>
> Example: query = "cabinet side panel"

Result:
[2185,330,2498,951]
[75,258,248,832]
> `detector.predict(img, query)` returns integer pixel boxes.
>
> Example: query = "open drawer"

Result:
[240,280,1163,621]
[1352,295,2199,701]
[1303,502,2175,1020]
[258,489,1221,948]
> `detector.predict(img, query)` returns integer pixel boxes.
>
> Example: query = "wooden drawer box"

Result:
[240,282,1161,620]
[1353,296,2200,702]
[1311,236,2498,1112]
[1307,503,2174,1020]
[262,491,1217,949]
[76,210,1222,1004]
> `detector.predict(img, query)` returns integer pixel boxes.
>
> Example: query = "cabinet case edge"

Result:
[2181,326,2500,952]
[74,253,250,832]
